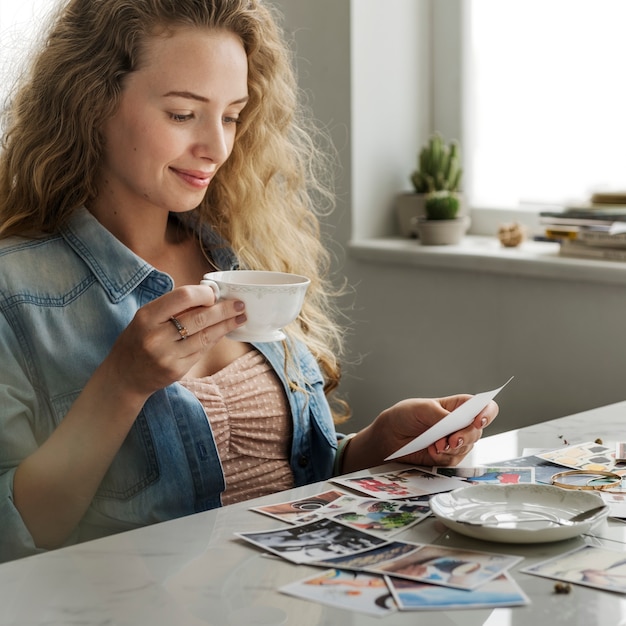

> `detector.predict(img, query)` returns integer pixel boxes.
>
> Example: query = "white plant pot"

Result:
[415,215,471,245]
[396,192,468,238]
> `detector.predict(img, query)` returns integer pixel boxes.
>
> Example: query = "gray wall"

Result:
[278,0,626,437]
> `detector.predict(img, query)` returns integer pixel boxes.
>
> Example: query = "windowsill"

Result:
[348,235,626,286]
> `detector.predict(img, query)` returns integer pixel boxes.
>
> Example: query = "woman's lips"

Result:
[171,167,214,189]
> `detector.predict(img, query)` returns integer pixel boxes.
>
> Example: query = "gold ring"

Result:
[169,316,188,340]
[550,469,622,491]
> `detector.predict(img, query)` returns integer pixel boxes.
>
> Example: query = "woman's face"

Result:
[96,27,248,217]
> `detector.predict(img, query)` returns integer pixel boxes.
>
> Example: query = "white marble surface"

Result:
[2,401,626,625]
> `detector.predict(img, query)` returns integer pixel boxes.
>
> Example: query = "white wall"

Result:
[278,0,626,437]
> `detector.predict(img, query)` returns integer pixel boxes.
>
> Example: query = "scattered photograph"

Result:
[332,467,466,499]
[365,543,523,590]
[279,568,397,616]
[316,494,431,537]
[236,517,388,564]
[521,544,626,594]
[250,489,346,524]
[387,572,529,610]
[485,454,565,485]
[433,466,535,485]
[402,494,433,504]
[536,442,616,472]
[315,541,422,572]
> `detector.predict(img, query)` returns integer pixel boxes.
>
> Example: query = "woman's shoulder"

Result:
[0,232,78,298]
[0,230,60,251]
[0,231,66,272]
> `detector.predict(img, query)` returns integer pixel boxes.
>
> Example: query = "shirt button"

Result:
[298,456,309,468]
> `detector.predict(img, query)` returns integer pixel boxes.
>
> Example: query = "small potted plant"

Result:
[414,190,469,245]
[396,132,467,238]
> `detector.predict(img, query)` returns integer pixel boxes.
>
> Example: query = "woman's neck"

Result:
[86,204,210,286]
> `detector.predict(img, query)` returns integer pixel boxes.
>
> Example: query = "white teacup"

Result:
[201,270,310,342]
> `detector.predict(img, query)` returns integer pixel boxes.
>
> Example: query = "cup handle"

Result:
[200,279,220,301]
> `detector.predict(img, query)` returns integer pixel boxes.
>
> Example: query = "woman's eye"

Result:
[223,116,241,125]
[169,112,193,122]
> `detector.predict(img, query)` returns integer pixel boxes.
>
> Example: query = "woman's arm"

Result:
[12,285,245,549]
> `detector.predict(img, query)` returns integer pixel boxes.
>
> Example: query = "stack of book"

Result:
[539,191,626,262]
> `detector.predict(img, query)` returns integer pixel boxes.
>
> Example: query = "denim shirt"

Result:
[0,208,337,562]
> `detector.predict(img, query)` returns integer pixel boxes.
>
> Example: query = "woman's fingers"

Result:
[163,298,246,344]
[428,398,499,459]
[106,285,247,396]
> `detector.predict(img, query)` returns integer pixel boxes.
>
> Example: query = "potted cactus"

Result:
[396,133,468,239]
[414,190,469,245]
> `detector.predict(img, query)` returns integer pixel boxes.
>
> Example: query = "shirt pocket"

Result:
[51,392,159,500]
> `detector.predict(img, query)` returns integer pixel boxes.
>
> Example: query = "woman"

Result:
[0,0,498,562]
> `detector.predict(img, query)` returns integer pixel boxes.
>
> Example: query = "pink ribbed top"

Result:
[179,349,294,505]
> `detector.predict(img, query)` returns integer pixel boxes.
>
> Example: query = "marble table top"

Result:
[2,401,626,625]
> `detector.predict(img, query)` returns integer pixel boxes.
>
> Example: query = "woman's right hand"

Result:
[105,284,246,399]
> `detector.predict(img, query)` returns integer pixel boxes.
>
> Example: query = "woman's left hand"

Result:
[341,394,499,473]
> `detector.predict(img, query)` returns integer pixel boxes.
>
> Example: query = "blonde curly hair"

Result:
[0,0,349,422]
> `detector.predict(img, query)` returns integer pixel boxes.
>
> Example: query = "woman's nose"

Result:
[194,121,231,164]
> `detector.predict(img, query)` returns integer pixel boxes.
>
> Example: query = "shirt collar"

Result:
[61,207,238,303]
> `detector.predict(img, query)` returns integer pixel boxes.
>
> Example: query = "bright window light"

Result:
[0,1,58,107]
[465,0,626,209]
